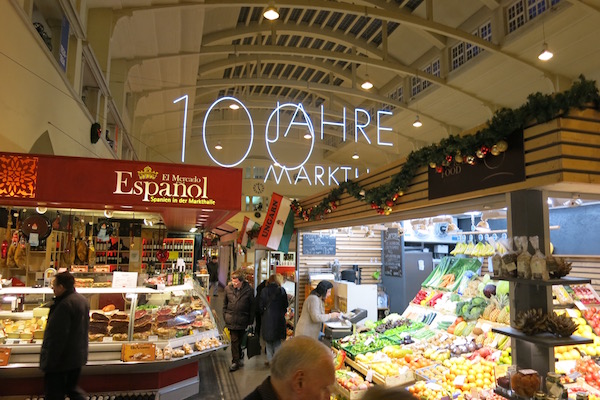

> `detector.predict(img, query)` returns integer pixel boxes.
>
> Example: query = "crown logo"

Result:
[137,166,158,180]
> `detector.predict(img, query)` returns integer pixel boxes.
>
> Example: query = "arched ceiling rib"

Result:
[95,0,600,189]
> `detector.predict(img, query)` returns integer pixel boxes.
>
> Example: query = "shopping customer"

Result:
[259,273,289,365]
[207,255,219,296]
[295,280,340,339]
[223,268,255,371]
[40,271,90,400]
[243,335,335,400]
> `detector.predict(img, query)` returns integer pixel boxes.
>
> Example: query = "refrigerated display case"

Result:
[0,280,227,398]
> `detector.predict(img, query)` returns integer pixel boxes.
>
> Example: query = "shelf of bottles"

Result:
[163,238,195,265]
[93,239,130,268]
[141,238,163,265]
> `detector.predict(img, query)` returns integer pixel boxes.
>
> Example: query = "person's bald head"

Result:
[270,336,335,400]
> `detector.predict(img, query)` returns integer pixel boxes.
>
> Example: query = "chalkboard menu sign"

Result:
[383,228,403,277]
[302,234,336,255]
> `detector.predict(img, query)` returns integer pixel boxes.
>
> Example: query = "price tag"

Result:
[398,366,409,376]
[148,335,158,342]
[102,336,114,342]
[565,308,578,318]
[506,262,517,272]
[19,340,31,345]
[364,336,374,347]
[453,375,467,386]
[574,301,587,311]
[5,339,18,345]
[366,369,373,382]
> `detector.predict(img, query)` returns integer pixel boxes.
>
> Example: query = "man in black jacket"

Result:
[40,271,90,400]
[243,336,335,400]
[223,268,254,371]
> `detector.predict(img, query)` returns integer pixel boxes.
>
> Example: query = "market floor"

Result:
[188,285,270,400]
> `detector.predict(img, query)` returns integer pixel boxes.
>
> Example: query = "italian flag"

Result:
[237,216,260,248]
[257,193,295,252]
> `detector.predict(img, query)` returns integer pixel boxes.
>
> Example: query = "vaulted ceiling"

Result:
[91,0,600,196]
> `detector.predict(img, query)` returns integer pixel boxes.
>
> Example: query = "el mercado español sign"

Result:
[0,152,242,211]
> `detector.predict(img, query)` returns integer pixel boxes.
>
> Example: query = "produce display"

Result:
[326,252,600,400]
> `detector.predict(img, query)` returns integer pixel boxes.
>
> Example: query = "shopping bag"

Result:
[246,330,261,359]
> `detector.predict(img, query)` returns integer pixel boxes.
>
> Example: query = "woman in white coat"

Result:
[295,280,340,339]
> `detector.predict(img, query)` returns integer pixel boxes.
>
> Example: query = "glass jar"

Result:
[534,391,547,400]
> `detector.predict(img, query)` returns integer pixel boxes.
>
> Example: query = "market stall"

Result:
[293,94,600,398]
[0,152,242,398]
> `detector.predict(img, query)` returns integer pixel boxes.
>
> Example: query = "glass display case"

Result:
[0,280,227,398]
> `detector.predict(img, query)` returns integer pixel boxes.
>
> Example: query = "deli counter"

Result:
[0,280,227,399]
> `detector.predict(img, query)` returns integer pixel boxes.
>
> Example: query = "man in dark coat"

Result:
[40,271,90,400]
[223,268,255,371]
[259,274,288,365]
[207,255,219,296]
[243,336,335,400]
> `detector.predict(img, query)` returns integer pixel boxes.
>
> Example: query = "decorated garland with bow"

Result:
[291,76,600,221]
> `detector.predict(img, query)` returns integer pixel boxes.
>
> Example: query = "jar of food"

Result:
[534,391,547,399]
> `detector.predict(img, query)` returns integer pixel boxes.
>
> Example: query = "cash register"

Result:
[323,308,368,339]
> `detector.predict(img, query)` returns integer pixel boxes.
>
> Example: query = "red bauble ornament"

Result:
[386,200,394,207]
[393,194,399,201]
[481,145,489,154]
[371,203,379,209]
[445,155,453,162]
[436,166,444,173]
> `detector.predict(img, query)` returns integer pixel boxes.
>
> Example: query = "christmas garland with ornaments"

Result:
[291,75,600,221]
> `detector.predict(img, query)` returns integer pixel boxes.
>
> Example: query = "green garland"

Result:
[291,75,600,221]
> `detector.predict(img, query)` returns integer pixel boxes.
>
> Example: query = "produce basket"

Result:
[342,337,398,360]
[415,364,449,383]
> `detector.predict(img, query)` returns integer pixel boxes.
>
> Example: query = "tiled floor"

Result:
[190,285,270,400]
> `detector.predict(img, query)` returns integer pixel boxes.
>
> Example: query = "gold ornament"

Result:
[385,207,392,215]
[491,145,500,156]
[429,162,436,169]
[476,149,485,158]
[466,155,476,165]
[455,154,464,163]
[496,140,508,152]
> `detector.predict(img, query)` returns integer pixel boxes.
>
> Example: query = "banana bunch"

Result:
[496,242,508,255]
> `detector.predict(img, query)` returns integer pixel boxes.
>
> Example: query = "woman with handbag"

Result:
[259,273,288,366]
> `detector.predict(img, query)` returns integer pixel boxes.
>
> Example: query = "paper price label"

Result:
[454,375,467,386]
[565,308,578,318]
[102,336,114,342]
[148,335,158,342]
[366,369,373,382]
[574,300,587,311]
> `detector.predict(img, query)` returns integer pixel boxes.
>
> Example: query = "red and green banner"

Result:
[257,193,294,252]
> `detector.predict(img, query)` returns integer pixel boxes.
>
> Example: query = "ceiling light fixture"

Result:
[412,115,422,128]
[215,141,223,150]
[263,4,279,20]
[189,227,198,233]
[303,132,312,139]
[361,75,373,90]
[229,103,240,110]
[538,43,553,61]
[104,210,113,218]
[538,20,553,61]
[36,206,47,214]
[352,152,359,160]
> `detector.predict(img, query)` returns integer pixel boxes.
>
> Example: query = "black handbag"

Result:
[245,327,261,359]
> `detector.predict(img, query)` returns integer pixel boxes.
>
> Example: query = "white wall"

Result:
[0,4,115,159]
